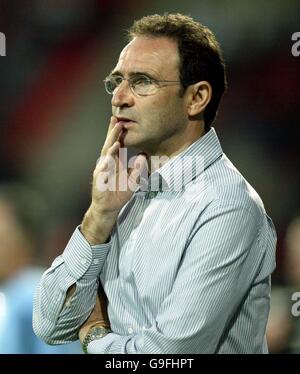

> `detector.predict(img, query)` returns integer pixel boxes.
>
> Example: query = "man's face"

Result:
[111,36,189,155]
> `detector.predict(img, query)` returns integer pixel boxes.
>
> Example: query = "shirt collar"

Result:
[138,127,223,193]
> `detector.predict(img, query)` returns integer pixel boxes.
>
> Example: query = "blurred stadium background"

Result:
[0,0,299,353]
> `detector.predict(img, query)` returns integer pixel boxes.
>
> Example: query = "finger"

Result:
[107,116,118,133]
[102,116,118,148]
[95,141,120,174]
[102,122,123,154]
[107,140,120,157]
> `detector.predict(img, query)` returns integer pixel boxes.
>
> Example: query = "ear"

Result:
[187,81,212,117]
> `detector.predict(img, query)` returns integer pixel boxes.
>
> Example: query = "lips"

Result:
[116,117,135,123]
[116,117,137,130]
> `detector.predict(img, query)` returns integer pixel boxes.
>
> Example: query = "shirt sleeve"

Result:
[87,201,276,354]
[32,226,111,344]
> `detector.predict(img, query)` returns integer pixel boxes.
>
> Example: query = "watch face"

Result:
[91,326,108,339]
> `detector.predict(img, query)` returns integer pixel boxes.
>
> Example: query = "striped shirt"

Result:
[33,128,277,353]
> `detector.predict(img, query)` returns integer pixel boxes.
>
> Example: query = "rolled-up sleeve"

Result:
[33,226,111,344]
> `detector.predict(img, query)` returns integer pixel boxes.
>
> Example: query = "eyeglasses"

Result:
[103,73,181,97]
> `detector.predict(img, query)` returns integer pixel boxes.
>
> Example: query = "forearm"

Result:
[33,267,99,344]
[33,227,111,344]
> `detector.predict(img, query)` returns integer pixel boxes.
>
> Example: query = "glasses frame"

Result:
[103,74,182,97]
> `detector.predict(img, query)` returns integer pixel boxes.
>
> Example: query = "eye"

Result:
[111,75,123,86]
[131,75,153,86]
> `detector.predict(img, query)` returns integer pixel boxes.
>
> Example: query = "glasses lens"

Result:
[104,76,122,95]
[104,75,159,96]
[131,75,157,96]
[104,78,117,95]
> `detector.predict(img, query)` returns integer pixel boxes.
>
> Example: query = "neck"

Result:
[141,120,206,172]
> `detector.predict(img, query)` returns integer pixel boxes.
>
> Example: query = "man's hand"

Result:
[81,116,148,245]
[78,286,110,344]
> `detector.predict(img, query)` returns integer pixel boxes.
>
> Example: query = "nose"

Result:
[111,79,134,108]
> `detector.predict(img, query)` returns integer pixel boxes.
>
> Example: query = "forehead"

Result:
[114,36,180,78]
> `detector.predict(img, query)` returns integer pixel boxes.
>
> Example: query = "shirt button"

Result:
[128,327,133,334]
[80,258,87,265]
[93,259,99,265]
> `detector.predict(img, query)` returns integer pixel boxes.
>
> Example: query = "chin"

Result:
[122,133,141,148]
[122,132,153,153]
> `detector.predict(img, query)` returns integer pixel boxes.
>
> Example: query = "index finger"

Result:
[107,116,118,135]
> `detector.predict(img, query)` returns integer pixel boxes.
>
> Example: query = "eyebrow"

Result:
[110,70,158,80]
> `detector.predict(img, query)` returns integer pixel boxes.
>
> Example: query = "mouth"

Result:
[116,117,136,128]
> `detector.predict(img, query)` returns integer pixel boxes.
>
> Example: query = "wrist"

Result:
[80,224,108,245]
[81,206,117,245]
[89,202,120,217]
[81,324,111,354]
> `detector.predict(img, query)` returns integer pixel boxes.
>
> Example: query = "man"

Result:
[33,13,277,353]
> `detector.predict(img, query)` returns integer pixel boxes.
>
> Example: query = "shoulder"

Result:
[202,154,266,221]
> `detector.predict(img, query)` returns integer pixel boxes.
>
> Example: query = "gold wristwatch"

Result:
[82,325,111,354]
